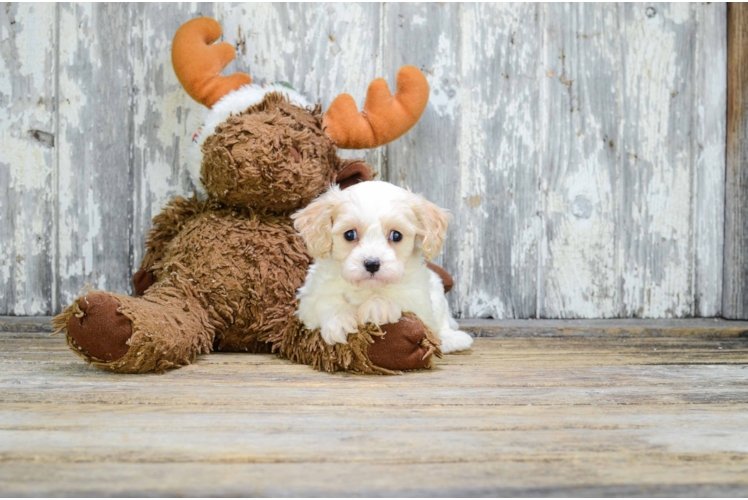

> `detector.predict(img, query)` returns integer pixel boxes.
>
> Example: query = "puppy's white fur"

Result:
[292,181,473,354]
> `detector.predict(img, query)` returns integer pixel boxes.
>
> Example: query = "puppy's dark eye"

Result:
[344,230,357,242]
[389,230,403,242]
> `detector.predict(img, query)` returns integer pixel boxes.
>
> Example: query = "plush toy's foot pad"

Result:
[132,268,155,297]
[67,292,133,362]
[369,315,441,371]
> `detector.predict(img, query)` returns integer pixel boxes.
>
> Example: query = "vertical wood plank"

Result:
[724,3,748,319]
[380,3,462,303]
[0,3,57,315]
[538,3,623,318]
[446,4,542,318]
[215,3,383,169]
[56,4,134,308]
[693,3,726,317]
[618,3,698,318]
[129,3,215,270]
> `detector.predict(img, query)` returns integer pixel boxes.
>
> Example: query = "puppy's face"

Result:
[292,181,450,289]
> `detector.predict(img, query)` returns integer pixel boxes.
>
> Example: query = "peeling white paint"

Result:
[0,3,729,318]
[428,32,459,118]
[13,3,53,92]
[411,14,426,27]
[0,3,56,314]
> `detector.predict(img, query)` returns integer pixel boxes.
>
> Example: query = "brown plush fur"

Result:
[201,95,338,211]
[53,93,444,374]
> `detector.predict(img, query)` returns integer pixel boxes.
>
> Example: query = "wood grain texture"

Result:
[0,3,730,318]
[56,4,134,309]
[538,3,727,318]
[539,3,622,318]
[694,3,727,317]
[0,4,57,315]
[1,329,747,496]
[618,3,696,318]
[725,3,748,319]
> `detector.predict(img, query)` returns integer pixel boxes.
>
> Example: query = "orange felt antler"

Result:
[172,17,252,108]
[323,66,429,149]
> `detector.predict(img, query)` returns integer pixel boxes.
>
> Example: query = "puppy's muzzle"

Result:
[364,259,381,274]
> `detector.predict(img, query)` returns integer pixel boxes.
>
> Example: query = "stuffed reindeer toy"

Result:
[53,17,454,374]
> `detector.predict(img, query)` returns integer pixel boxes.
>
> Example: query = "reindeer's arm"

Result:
[133,194,207,296]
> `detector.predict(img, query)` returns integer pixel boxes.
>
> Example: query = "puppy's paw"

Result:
[321,310,359,345]
[358,296,402,326]
[438,328,474,354]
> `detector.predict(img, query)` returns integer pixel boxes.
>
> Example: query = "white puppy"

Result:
[291,181,473,354]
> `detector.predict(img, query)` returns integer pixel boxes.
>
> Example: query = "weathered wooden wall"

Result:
[0,3,728,318]
[724,3,748,319]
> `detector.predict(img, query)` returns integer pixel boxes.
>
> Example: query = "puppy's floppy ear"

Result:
[413,196,451,260]
[292,186,345,259]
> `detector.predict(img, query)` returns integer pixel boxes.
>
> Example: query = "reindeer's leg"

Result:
[53,277,216,374]
[275,313,441,375]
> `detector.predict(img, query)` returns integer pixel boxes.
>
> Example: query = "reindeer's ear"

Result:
[336,160,373,190]
[291,186,346,259]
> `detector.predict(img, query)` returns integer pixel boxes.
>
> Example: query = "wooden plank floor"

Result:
[1,319,748,497]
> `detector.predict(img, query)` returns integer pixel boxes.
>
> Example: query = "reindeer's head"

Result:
[172,17,429,212]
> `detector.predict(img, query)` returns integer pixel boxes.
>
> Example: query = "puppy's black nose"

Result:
[364,259,380,274]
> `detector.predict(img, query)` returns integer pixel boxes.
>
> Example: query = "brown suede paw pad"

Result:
[368,315,440,371]
[132,268,156,297]
[67,292,133,362]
